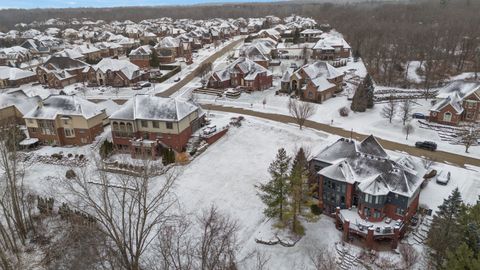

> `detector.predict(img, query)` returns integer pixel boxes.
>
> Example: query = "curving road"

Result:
[201,103,479,168]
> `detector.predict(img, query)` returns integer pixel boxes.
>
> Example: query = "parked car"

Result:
[436,170,451,185]
[412,112,426,119]
[132,84,142,90]
[140,82,151,88]
[203,125,217,135]
[290,63,298,69]
[415,141,437,151]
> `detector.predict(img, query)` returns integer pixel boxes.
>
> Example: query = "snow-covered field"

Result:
[21,112,480,269]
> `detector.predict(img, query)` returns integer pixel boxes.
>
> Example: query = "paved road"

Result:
[156,38,245,98]
[201,103,479,168]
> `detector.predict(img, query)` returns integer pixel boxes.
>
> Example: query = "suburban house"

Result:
[36,56,89,88]
[312,34,351,60]
[24,95,106,146]
[208,57,273,91]
[154,36,181,63]
[300,29,323,42]
[21,39,51,56]
[0,91,40,126]
[86,58,148,87]
[0,46,31,67]
[238,38,277,68]
[0,66,37,88]
[310,135,425,249]
[429,81,480,126]
[109,95,204,158]
[282,61,344,103]
[129,45,153,69]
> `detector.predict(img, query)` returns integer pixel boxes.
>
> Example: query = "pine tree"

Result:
[351,74,374,112]
[445,243,480,270]
[257,148,291,222]
[150,50,159,68]
[459,197,480,256]
[288,148,309,235]
[427,188,464,267]
[365,74,375,109]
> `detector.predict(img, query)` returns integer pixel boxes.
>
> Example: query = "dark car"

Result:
[415,141,437,151]
[412,113,426,119]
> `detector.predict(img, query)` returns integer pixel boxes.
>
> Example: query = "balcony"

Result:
[338,208,404,237]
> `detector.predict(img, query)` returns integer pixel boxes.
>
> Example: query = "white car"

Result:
[203,125,217,135]
[436,170,451,185]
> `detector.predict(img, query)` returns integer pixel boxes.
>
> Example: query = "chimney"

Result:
[37,100,43,108]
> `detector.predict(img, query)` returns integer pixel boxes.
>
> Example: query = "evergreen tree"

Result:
[288,148,309,235]
[150,50,159,68]
[445,243,480,270]
[427,188,464,267]
[293,28,300,44]
[365,74,375,109]
[257,148,291,222]
[459,197,480,256]
[351,76,369,112]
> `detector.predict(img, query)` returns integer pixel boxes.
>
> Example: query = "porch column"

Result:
[366,227,375,250]
[391,226,400,249]
[343,219,350,242]
[335,207,341,228]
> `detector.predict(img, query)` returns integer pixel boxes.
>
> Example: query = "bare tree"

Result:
[198,205,238,270]
[381,95,397,124]
[308,246,338,270]
[0,124,34,270]
[288,98,316,130]
[399,243,419,270]
[455,124,480,153]
[60,158,178,270]
[399,98,413,126]
[155,218,195,270]
[403,122,414,140]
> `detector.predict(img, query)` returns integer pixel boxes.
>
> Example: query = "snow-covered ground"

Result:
[20,112,480,269]
[183,57,480,159]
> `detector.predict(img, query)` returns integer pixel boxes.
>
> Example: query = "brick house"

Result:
[86,58,149,87]
[429,81,480,126]
[312,33,351,60]
[109,95,204,159]
[239,38,277,68]
[0,66,37,88]
[208,57,273,91]
[36,56,89,89]
[129,45,153,69]
[310,135,425,249]
[24,95,106,146]
[0,46,31,67]
[282,61,344,103]
[0,91,40,126]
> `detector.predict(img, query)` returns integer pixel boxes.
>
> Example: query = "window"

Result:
[152,121,159,128]
[141,120,148,128]
[373,209,381,219]
[63,119,69,125]
[396,207,405,216]
[64,128,75,137]
[443,112,452,122]
[28,119,34,124]
[166,122,173,129]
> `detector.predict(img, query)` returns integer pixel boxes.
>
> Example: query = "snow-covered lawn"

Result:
[19,112,480,269]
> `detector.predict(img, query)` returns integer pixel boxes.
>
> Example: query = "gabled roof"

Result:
[0,66,35,81]
[24,95,104,120]
[110,94,199,122]
[93,58,140,80]
[0,92,40,115]
[296,61,343,81]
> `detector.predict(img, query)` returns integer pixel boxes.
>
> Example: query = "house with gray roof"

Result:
[109,94,204,158]
[310,135,426,248]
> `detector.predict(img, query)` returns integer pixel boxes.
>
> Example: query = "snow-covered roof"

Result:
[93,58,140,80]
[296,61,343,81]
[0,66,35,81]
[110,94,199,122]
[312,33,351,50]
[24,95,105,120]
[314,136,423,198]
[212,57,271,82]
[430,81,480,114]
[0,92,40,115]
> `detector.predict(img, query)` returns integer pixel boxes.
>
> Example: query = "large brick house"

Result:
[36,56,89,88]
[129,45,153,69]
[208,57,273,91]
[24,95,106,146]
[310,135,425,249]
[0,66,37,88]
[312,33,351,60]
[282,61,344,103]
[429,81,480,126]
[109,95,204,159]
[86,58,149,87]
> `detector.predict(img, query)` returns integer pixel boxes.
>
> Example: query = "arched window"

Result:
[126,123,133,133]
[443,112,452,122]
[112,121,119,131]
[119,122,126,132]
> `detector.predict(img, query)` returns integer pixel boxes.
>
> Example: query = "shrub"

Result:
[310,204,323,215]
[67,153,73,158]
[78,154,85,160]
[339,106,350,117]
[65,169,76,179]
[51,153,63,160]
[99,140,114,159]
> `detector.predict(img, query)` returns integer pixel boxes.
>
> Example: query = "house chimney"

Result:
[37,100,43,108]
